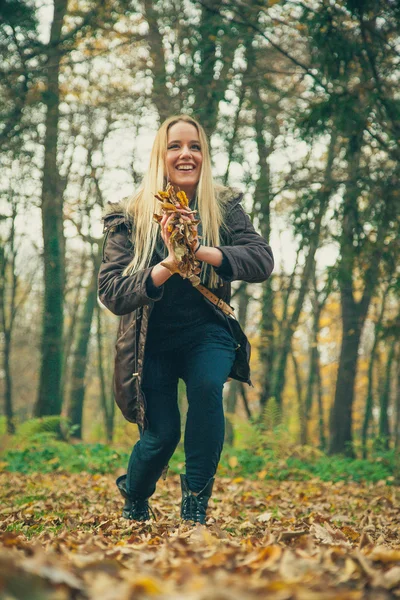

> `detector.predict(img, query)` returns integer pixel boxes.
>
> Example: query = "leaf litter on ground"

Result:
[0,473,399,599]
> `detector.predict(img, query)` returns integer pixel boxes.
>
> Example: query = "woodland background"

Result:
[1,0,400,465]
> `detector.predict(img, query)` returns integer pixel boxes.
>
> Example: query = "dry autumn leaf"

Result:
[153,183,202,285]
[228,456,239,469]
[0,473,399,599]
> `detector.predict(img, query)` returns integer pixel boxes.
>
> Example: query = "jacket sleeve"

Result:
[98,216,164,316]
[213,201,274,283]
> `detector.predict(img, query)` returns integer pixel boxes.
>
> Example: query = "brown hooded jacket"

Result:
[98,188,274,428]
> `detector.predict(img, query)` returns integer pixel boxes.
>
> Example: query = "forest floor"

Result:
[0,473,399,600]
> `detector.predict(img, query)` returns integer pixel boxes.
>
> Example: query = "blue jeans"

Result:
[126,321,237,497]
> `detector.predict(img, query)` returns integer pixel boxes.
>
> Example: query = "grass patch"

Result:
[1,433,128,474]
[5,522,65,539]
[1,418,398,485]
[1,437,398,485]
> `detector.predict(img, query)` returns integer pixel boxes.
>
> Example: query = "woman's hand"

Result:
[160,212,176,260]
[176,205,200,251]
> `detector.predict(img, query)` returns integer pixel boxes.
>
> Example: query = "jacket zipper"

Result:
[136,301,154,431]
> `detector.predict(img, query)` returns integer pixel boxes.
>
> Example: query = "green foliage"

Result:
[217,446,398,484]
[1,421,397,485]
[218,418,398,484]
[16,416,71,441]
[259,397,282,432]
[285,453,398,484]
[2,426,128,474]
[0,0,38,30]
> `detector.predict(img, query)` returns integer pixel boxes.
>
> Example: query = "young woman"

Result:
[98,115,274,524]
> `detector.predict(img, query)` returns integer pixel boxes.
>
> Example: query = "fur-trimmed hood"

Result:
[102,197,130,219]
[102,186,243,220]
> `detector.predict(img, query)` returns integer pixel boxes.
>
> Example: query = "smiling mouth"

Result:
[176,165,195,171]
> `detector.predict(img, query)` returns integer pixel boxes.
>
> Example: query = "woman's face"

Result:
[165,121,203,200]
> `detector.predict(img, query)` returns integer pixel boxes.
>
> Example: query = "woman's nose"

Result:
[179,145,192,158]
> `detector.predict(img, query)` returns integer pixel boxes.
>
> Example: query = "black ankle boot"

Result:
[116,475,154,521]
[180,474,214,524]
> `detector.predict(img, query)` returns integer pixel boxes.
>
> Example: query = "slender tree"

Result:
[361,285,391,457]
[378,335,396,450]
[395,344,400,450]
[329,137,395,456]
[224,282,250,445]
[0,201,18,433]
[302,266,332,446]
[68,251,101,438]
[272,130,338,409]
[96,303,114,442]
[34,0,69,416]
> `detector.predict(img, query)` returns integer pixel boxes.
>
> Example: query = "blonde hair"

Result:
[123,115,230,288]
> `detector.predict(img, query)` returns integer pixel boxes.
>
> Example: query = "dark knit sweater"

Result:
[145,253,233,353]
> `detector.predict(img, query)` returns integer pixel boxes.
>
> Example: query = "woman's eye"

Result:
[167,143,201,151]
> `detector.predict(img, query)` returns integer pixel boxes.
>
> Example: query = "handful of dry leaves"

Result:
[153,183,202,286]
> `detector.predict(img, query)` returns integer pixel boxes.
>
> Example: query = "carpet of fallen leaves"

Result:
[0,473,399,600]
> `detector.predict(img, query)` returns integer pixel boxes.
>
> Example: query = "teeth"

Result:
[177,166,194,171]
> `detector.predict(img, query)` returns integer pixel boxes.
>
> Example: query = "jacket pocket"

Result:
[113,316,140,423]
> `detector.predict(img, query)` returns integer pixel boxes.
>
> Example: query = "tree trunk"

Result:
[68,258,99,438]
[249,62,276,416]
[290,349,304,442]
[329,129,388,456]
[362,293,388,458]
[302,263,319,445]
[378,336,396,450]
[223,80,247,185]
[315,355,326,451]
[35,0,68,417]
[329,130,363,457]
[61,254,87,400]
[303,267,332,446]
[0,201,18,434]
[194,1,236,135]
[329,318,363,457]
[395,346,400,450]
[2,330,14,434]
[225,380,240,446]
[143,0,172,121]
[96,302,114,443]
[224,282,249,445]
[272,129,337,408]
